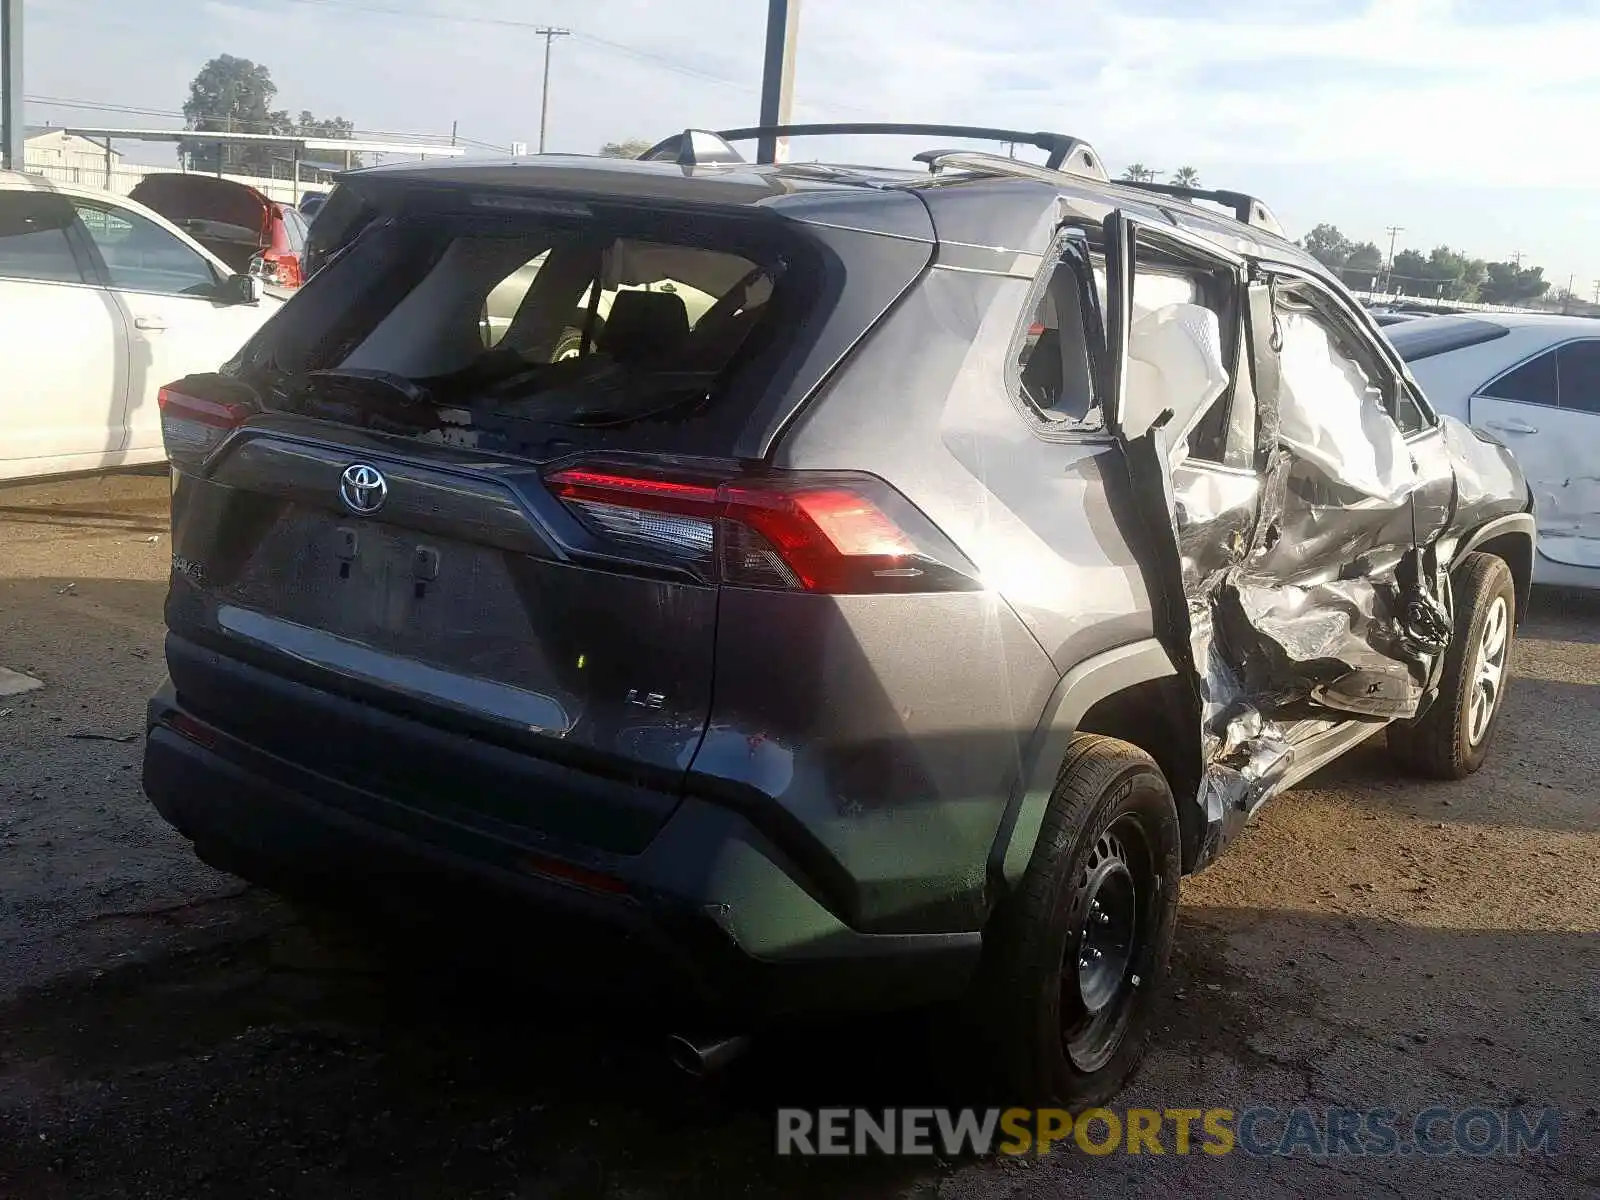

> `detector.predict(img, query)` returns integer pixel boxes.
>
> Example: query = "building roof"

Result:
[25,124,113,142]
[60,127,465,158]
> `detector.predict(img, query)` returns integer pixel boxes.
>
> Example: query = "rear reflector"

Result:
[545,465,981,594]
[158,385,255,467]
[518,852,631,897]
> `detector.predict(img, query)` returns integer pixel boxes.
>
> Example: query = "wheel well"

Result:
[1075,677,1205,872]
[1462,533,1532,622]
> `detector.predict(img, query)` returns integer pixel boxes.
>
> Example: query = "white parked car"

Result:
[1389,313,1600,589]
[0,172,284,484]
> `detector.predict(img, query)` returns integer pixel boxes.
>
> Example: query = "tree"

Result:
[1120,162,1158,182]
[295,111,362,169]
[181,55,280,173]
[1300,223,1355,269]
[1479,261,1550,305]
[180,56,358,175]
[1171,165,1201,188]
[599,139,654,159]
[1346,242,1382,272]
[1389,248,1430,294]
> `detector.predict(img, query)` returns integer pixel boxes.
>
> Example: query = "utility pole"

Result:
[1564,272,1574,315]
[757,0,801,164]
[1383,225,1404,294]
[1592,280,1600,306]
[2,0,23,173]
[1511,249,1523,269]
[536,27,570,153]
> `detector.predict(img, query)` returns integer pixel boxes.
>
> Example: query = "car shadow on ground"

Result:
[0,899,1595,1199]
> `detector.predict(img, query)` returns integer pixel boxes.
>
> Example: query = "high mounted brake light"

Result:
[158,385,255,467]
[545,466,982,594]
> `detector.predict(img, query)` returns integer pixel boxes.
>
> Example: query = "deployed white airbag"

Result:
[1276,312,1417,504]
[1122,301,1230,450]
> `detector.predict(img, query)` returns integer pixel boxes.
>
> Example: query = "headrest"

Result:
[602,290,690,367]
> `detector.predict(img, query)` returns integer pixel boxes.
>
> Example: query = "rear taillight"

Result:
[545,466,981,594]
[158,385,254,467]
[252,248,302,289]
[248,251,278,284]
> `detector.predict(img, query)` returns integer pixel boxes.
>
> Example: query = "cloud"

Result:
[21,0,1600,281]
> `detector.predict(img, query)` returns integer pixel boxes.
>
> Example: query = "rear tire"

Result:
[552,312,602,361]
[959,734,1181,1106]
[1387,551,1515,780]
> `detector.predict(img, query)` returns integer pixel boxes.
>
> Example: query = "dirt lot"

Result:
[1,473,1596,1199]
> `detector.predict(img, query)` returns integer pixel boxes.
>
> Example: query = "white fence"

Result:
[23,155,318,205]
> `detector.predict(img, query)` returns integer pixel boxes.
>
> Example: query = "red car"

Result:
[128,175,309,290]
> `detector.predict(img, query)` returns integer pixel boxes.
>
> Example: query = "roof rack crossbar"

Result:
[1112,180,1284,237]
[710,123,1096,171]
[912,148,1109,185]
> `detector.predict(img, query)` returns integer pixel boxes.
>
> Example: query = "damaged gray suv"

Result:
[142,124,1535,1103]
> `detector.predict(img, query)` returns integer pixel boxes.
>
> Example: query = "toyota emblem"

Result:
[339,463,388,516]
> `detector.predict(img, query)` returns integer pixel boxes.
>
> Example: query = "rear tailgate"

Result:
[166,426,712,853]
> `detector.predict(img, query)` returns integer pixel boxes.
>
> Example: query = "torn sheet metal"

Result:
[1122,293,1456,866]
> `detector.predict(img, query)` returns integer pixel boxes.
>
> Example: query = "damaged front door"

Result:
[1104,212,1455,859]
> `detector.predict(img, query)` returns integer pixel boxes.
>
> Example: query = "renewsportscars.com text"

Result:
[776,1105,1561,1158]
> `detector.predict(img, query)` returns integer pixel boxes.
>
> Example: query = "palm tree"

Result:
[1120,162,1158,183]
[1171,165,1201,188]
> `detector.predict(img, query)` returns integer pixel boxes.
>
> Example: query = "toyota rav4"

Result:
[142,124,1535,1103]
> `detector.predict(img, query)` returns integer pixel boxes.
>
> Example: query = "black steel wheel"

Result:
[960,733,1182,1106]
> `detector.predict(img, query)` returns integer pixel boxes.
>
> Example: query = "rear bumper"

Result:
[142,680,980,1023]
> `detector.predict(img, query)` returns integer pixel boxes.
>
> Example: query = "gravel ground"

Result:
[1,473,1596,1199]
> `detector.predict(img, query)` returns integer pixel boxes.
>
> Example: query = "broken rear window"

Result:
[263,209,794,435]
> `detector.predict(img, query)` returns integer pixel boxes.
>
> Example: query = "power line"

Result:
[277,0,765,93]
[25,93,505,151]
[279,0,548,31]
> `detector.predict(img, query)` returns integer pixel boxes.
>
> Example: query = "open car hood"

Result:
[128,175,273,257]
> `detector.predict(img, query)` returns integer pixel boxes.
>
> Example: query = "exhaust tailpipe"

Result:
[667,1033,751,1078]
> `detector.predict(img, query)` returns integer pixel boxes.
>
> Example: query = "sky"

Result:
[19,0,1600,292]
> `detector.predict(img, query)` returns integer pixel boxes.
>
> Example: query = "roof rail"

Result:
[1112,180,1285,238]
[912,147,1109,185]
[709,123,1098,172]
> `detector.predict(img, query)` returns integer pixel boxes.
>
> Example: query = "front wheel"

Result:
[1388,551,1516,779]
[960,734,1182,1106]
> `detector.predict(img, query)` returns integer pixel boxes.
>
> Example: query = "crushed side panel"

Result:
[1118,266,1460,867]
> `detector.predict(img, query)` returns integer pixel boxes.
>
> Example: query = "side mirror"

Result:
[220,273,261,306]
